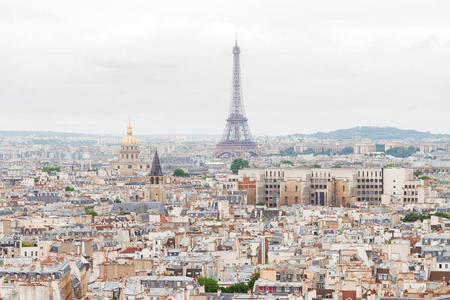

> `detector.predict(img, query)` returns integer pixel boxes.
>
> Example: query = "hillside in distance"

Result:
[294,126,449,141]
[0,126,448,141]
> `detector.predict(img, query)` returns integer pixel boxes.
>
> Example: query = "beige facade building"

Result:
[353,142,376,154]
[334,179,351,207]
[295,143,352,154]
[238,166,430,207]
[355,168,383,203]
[280,180,302,206]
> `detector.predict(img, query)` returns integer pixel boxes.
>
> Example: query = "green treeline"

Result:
[198,273,260,293]
[402,212,450,222]
[385,146,417,158]
[42,166,60,173]
[173,169,190,177]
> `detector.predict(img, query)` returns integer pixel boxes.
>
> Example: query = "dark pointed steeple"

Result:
[150,149,163,176]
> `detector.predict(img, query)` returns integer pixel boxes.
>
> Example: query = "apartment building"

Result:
[355,168,383,203]
[353,142,376,154]
[238,167,428,207]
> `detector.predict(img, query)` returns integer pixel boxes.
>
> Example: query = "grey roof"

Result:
[110,201,167,215]
[26,194,60,203]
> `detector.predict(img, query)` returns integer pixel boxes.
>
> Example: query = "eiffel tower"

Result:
[216,39,257,158]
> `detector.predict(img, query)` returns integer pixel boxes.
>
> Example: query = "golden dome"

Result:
[121,123,138,145]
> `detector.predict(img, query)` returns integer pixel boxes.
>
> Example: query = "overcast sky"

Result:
[1,0,449,136]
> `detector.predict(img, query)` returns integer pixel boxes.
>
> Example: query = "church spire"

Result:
[150,149,163,176]
[127,122,133,136]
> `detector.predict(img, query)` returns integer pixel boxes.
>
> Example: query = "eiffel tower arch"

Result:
[216,40,258,158]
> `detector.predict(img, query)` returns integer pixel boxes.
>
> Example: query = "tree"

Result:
[280,160,294,166]
[247,273,260,290]
[302,148,315,155]
[383,163,397,168]
[401,213,431,223]
[402,213,419,222]
[310,164,321,168]
[331,164,341,168]
[221,282,248,293]
[64,186,75,192]
[173,168,190,177]
[279,147,298,156]
[256,201,265,206]
[219,273,261,293]
[375,144,385,152]
[338,147,354,155]
[198,277,219,292]
[231,158,249,174]
[302,148,335,156]
[414,170,423,177]
[84,207,98,217]
[42,166,60,173]
[385,146,417,158]
[433,212,450,219]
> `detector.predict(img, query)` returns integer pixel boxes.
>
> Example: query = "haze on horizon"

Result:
[1,0,449,136]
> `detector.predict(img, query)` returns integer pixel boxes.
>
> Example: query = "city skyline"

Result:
[1,1,450,135]
[1,1,450,298]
